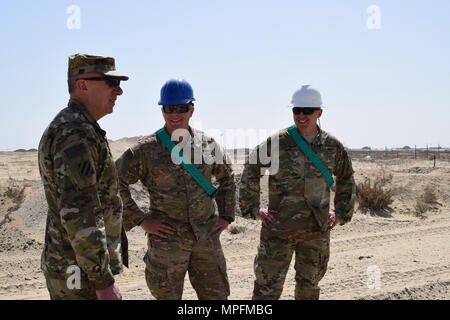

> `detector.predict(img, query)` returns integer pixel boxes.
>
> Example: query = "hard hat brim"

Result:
[158,97,196,106]
[288,105,324,108]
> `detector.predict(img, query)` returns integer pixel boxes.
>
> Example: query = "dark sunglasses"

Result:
[292,107,320,115]
[162,104,193,114]
[80,77,121,87]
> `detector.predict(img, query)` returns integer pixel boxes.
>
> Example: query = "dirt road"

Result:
[0,151,449,300]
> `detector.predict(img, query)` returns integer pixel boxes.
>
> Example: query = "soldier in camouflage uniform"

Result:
[116,79,235,300]
[239,85,355,300]
[38,54,129,300]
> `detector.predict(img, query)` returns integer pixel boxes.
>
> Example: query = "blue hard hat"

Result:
[158,78,196,105]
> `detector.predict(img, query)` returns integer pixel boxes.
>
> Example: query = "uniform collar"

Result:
[68,99,107,137]
[161,126,207,154]
[163,125,198,141]
[288,125,324,147]
[311,126,325,147]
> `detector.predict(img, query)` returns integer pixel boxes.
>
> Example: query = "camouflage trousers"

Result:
[43,270,97,300]
[144,229,230,300]
[252,229,330,300]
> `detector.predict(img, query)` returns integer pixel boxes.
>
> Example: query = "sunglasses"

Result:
[292,107,320,115]
[80,77,121,87]
[162,104,193,114]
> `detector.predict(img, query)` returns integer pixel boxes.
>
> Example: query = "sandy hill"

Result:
[108,136,142,159]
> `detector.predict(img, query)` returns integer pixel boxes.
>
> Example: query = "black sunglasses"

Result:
[292,107,320,115]
[162,104,193,114]
[80,77,121,87]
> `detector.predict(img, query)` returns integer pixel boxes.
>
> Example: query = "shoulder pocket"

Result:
[62,143,97,189]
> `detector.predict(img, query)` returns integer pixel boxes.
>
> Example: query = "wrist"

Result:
[251,208,261,219]
[90,273,115,290]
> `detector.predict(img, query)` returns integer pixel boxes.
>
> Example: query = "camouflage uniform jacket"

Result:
[239,127,355,235]
[38,99,127,290]
[115,127,235,240]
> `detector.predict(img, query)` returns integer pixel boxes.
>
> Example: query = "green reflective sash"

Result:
[156,128,218,198]
[287,125,334,188]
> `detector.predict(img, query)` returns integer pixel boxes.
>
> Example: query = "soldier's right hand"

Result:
[96,283,122,300]
[256,209,278,227]
[140,217,176,238]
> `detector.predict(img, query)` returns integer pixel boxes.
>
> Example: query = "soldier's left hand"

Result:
[214,217,230,236]
[328,211,341,230]
[256,209,278,227]
[96,284,122,300]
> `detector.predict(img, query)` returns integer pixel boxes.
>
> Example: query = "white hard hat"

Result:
[290,84,323,108]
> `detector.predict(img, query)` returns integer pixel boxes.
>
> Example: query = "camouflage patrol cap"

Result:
[68,53,129,80]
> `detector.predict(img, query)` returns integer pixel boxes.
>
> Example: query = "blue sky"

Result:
[0,0,449,150]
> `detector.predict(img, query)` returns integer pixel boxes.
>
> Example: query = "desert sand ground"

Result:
[0,140,449,300]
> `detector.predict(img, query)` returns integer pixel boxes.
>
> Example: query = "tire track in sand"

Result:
[332,224,450,253]
[321,264,450,299]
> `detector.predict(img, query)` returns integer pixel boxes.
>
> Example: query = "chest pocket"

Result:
[150,151,181,189]
[196,152,214,180]
[273,145,305,194]
[314,145,336,175]
[304,145,335,207]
